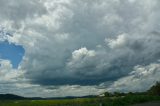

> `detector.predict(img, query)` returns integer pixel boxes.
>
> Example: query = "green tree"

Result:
[104,92,112,97]
[148,82,160,95]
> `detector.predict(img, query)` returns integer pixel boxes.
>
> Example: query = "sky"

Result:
[0,0,160,97]
[0,41,24,68]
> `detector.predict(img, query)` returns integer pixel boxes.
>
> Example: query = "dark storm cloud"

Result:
[17,0,160,86]
[0,0,160,97]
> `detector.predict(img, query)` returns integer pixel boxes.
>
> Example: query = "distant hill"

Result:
[0,94,96,100]
[0,94,26,100]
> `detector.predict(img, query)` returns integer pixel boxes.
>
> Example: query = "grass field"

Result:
[0,95,160,106]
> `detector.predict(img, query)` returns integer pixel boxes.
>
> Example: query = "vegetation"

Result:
[0,82,159,106]
[0,95,160,106]
[147,82,160,96]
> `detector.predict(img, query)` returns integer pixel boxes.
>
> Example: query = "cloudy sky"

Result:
[0,0,160,97]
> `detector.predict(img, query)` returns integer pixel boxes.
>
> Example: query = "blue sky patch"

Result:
[0,41,25,68]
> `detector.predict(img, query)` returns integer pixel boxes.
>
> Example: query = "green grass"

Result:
[0,95,160,106]
[103,95,160,106]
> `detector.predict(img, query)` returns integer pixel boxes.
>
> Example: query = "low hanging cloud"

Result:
[0,59,23,82]
[0,0,160,97]
[107,62,160,92]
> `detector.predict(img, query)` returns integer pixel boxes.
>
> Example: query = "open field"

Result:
[0,95,160,106]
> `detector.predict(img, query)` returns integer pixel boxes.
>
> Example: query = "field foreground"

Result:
[131,101,160,106]
[0,95,160,106]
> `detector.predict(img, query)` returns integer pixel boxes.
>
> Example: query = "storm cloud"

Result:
[0,0,160,97]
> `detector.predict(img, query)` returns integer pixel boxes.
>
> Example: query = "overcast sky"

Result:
[0,0,160,97]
